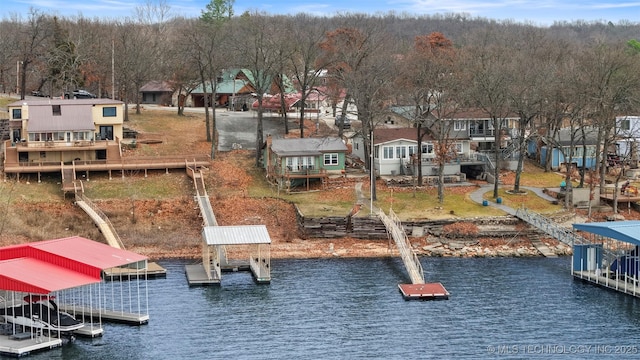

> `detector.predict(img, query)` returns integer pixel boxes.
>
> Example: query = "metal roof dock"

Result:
[572,221,640,298]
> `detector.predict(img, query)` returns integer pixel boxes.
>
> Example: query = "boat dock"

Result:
[398,283,450,300]
[379,208,449,300]
[60,305,149,325]
[0,333,62,357]
[573,271,640,297]
[103,262,167,280]
[185,165,272,286]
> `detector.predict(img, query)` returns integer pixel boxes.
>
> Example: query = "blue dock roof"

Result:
[573,221,640,246]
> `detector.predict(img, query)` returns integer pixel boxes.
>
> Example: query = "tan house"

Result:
[4,98,124,172]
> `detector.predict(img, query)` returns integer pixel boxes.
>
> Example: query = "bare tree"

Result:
[576,42,640,194]
[230,13,282,167]
[318,20,392,200]
[460,27,512,199]
[12,9,51,100]
[396,32,457,188]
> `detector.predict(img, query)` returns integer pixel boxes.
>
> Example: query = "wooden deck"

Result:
[398,283,450,300]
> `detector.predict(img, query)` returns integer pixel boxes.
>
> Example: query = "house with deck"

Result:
[351,128,473,181]
[4,98,124,173]
[263,135,348,191]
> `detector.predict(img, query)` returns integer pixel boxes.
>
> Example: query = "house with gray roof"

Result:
[263,135,348,191]
[139,80,173,106]
[4,98,124,170]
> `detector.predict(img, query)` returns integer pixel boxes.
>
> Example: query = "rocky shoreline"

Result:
[416,239,573,258]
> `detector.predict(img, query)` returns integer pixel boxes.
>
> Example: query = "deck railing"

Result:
[379,208,424,284]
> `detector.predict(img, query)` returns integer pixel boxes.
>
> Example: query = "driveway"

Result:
[216,111,288,151]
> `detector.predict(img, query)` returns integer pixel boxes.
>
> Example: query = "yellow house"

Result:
[4,98,124,170]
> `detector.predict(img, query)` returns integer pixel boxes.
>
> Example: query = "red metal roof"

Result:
[252,93,300,111]
[0,236,148,279]
[0,258,99,294]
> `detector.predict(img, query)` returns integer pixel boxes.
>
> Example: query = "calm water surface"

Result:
[27,257,640,359]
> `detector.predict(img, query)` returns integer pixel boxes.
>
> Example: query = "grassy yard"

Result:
[0,103,566,220]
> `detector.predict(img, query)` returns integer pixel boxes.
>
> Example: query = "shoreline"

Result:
[132,236,573,262]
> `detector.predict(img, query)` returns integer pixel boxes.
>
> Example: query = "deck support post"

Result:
[86,170,89,181]
[38,172,41,183]
[108,170,112,180]
[145,169,148,178]
[165,168,169,174]
[121,170,125,180]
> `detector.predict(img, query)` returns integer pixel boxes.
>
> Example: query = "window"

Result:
[103,107,117,117]
[422,143,434,154]
[383,146,394,159]
[454,120,466,131]
[620,118,631,131]
[52,105,61,116]
[12,109,21,120]
[396,146,407,159]
[454,143,463,153]
[408,145,417,156]
[324,153,338,166]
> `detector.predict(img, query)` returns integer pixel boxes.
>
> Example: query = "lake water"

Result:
[27,257,640,359]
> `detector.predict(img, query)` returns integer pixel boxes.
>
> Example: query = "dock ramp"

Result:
[378,209,424,284]
[75,192,124,250]
[379,208,449,300]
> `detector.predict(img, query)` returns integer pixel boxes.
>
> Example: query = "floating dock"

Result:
[398,283,450,300]
[186,259,271,286]
[60,305,149,325]
[185,263,220,286]
[573,271,640,298]
[0,333,62,357]
[103,261,167,280]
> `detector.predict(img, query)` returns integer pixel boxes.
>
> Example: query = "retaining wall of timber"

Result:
[295,206,546,240]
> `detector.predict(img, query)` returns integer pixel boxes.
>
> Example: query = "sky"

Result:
[3,0,640,26]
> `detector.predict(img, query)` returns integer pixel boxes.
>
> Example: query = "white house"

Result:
[351,127,473,179]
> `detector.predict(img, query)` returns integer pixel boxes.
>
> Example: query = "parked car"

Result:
[31,90,47,97]
[65,89,96,99]
[335,115,351,129]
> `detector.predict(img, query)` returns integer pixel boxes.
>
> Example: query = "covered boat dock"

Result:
[186,225,272,285]
[0,237,150,356]
[572,221,640,298]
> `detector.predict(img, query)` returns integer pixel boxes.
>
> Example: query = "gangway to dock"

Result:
[185,162,271,285]
[379,208,449,300]
[74,192,125,250]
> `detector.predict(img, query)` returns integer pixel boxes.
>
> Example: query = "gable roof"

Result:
[252,93,300,111]
[140,80,173,92]
[26,103,95,132]
[551,126,599,146]
[373,128,434,146]
[270,137,347,156]
[0,236,148,294]
[0,257,100,294]
[202,225,271,246]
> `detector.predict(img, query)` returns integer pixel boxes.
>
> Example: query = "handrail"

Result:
[75,192,125,250]
[379,208,424,284]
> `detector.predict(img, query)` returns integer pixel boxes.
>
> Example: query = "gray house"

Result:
[263,135,348,192]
